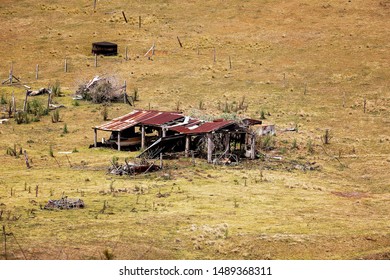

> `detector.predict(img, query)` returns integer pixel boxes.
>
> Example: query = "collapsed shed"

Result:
[92,110,261,163]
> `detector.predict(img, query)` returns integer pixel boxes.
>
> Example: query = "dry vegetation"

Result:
[0,0,389,260]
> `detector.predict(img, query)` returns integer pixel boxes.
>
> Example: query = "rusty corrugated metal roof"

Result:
[94,110,260,134]
[170,119,237,134]
[94,110,184,131]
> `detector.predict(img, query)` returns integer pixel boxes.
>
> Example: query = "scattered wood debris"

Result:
[27,88,51,96]
[331,191,368,199]
[43,197,85,210]
[108,159,161,176]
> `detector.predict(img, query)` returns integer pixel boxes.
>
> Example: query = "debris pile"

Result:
[74,76,130,104]
[109,159,161,176]
[27,87,51,96]
[44,197,85,210]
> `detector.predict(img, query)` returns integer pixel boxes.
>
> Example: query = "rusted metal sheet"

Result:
[174,120,237,134]
[94,110,183,131]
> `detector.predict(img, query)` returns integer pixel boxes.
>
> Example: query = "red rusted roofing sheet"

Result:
[94,110,183,131]
[171,120,236,134]
[169,119,203,133]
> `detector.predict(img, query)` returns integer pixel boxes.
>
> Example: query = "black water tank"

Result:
[92,41,118,56]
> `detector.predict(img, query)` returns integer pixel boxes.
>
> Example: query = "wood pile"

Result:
[44,197,85,210]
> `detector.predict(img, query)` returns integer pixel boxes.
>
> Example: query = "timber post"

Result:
[185,135,190,157]
[207,133,213,163]
[123,80,127,103]
[141,125,145,150]
[250,133,256,159]
[94,128,97,147]
[24,150,30,169]
[23,90,28,112]
[64,58,68,73]
[12,92,16,115]
[117,131,121,151]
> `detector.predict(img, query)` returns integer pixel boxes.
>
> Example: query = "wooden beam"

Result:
[117,131,121,151]
[207,133,213,163]
[162,127,166,137]
[141,125,145,150]
[224,133,230,154]
[185,135,190,157]
[250,133,256,159]
[94,128,97,147]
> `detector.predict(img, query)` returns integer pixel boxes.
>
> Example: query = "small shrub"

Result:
[51,80,61,97]
[72,147,79,153]
[101,104,109,121]
[291,139,298,150]
[6,144,17,157]
[63,123,68,134]
[133,88,139,101]
[51,109,61,123]
[260,109,266,120]
[307,139,314,154]
[72,100,80,106]
[112,156,119,166]
[102,249,115,260]
[0,94,7,105]
[260,135,275,151]
[49,146,54,157]
[198,100,205,110]
[15,111,30,124]
[28,99,47,116]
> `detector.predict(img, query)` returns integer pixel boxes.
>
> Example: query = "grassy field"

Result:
[0,0,389,259]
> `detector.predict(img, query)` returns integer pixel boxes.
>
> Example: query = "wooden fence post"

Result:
[9,62,13,85]
[2,225,7,260]
[36,64,39,80]
[363,98,367,113]
[95,54,98,67]
[139,16,142,28]
[177,36,183,48]
[122,11,128,23]
[64,58,68,73]
[12,92,16,115]
[23,90,28,112]
[123,81,127,104]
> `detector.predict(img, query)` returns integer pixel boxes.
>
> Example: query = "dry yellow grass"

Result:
[0,0,389,260]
